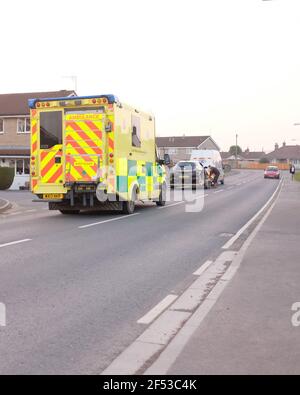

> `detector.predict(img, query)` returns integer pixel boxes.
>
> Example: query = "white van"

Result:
[190,149,225,184]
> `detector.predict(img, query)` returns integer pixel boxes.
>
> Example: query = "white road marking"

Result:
[213,189,224,194]
[193,260,213,276]
[222,178,283,249]
[0,239,32,248]
[25,209,37,213]
[7,211,23,216]
[78,213,140,229]
[158,193,208,209]
[158,201,184,209]
[137,294,178,325]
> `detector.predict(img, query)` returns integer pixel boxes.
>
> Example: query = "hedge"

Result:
[0,167,15,190]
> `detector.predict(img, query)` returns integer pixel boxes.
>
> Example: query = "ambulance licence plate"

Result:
[43,194,64,199]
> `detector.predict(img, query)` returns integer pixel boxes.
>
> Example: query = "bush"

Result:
[259,157,270,164]
[0,167,15,190]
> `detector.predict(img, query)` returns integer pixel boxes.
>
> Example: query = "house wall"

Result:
[0,117,30,146]
[157,138,220,164]
[200,139,219,150]
[0,117,30,189]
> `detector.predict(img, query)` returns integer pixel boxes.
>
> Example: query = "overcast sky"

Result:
[1,0,300,152]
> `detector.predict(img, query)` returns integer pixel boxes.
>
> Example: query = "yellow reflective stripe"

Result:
[42,164,61,183]
[40,151,56,169]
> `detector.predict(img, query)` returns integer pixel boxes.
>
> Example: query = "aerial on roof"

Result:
[0,90,76,116]
[156,135,210,148]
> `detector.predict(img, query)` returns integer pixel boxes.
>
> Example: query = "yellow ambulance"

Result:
[29,94,169,214]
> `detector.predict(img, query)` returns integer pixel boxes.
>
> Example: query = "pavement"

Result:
[0,170,283,374]
[153,175,300,375]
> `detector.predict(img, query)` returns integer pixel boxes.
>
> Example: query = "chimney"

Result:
[282,141,286,147]
[275,143,279,150]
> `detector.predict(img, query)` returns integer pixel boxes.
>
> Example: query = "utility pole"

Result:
[235,133,238,169]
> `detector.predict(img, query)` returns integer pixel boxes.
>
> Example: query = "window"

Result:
[13,159,30,175]
[16,160,24,175]
[132,115,141,148]
[24,159,30,174]
[17,118,30,134]
[40,111,62,149]
[167,148,177,155]
[0,118,4,133]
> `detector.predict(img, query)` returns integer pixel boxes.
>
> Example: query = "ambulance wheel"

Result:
[156,183,166,206]
[59,209,80,214]
[122,189,136,214]
[122,200,135,214]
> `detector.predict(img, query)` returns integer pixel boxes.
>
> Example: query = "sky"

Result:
[1,0,300,152]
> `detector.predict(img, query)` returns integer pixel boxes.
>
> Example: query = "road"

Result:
[0,170,280,374]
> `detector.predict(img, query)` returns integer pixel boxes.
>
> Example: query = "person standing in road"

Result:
[290,163,296,180]
[208,165,220,187]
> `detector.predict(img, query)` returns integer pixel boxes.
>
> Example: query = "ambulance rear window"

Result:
[40,111,62,149]
[132,115,141,148]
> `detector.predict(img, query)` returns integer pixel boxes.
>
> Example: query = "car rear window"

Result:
[267,167,278,171]
[176,162,196,170]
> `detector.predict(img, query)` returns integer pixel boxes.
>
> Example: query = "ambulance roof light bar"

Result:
[28,94,119,109]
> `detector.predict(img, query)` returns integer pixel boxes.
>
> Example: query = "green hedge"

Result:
[0,167,15,190]
[294,172,300,182]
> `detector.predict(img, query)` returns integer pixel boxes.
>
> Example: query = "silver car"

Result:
[170,160,205,190]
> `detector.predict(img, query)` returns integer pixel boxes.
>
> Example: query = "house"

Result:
[0,90,76,189]
[267,142,300,169]
[156,135,220,163]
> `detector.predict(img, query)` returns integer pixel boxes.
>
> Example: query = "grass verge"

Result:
[294,172,300,182]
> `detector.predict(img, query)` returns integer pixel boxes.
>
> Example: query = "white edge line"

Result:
[78,213,140,229]
[0,239,32,248]
[137,294,178,325]
[222,178,283,249]
[193,260,213,276]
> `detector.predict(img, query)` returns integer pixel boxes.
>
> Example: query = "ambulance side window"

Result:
[132,115,141,148]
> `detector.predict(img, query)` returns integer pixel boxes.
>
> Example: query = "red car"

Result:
[264,166,280,179]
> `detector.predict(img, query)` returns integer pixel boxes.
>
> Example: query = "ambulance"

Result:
[29,94,169,214]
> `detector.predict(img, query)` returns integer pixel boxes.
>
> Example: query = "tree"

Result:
[229,145,242,156]
[259,157,270,164]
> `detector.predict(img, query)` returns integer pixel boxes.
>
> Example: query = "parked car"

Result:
[170,161,205,190]
[264,166,280,179]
